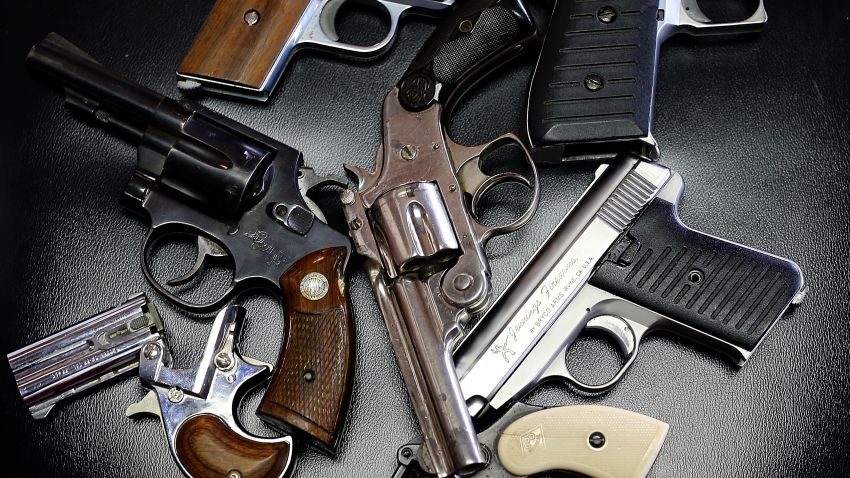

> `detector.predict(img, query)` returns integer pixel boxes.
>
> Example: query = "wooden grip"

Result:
[497,406,669,478]
[174,414,292,478]
[258,247,355,456]
[178,0,310,92]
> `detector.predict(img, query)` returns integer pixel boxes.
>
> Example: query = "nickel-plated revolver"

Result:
[342,0,540,475]
[27,33,355,455]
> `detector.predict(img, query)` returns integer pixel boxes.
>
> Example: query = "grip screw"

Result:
[401,144,419,161]
[244,9,260,26]
[215,352,235,371]
[458,19,474,33]
[228,471,242,478]
[584,74,604,92]
[597,6,617,23]
[167,387,184,404]
[302,369,315,383]
[588,431,606,449]
[142,342,161,360]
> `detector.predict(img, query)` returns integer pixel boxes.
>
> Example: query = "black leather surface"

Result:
[2,1,849,477]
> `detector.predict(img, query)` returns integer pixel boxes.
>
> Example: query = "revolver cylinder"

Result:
[372,182,460,275]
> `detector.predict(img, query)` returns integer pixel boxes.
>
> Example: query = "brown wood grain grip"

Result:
[178,0,310,91]
[174,414,292,478]
[257,247,354,456]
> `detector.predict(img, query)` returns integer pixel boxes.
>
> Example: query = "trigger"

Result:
[166,236,228,286]
[125,390,161,419]
[585,315,636,357]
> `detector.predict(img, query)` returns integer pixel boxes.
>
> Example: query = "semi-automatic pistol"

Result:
[178,0,455,100]
[455,154,806,414]
[342,0,541,475]
[527,0,768,163]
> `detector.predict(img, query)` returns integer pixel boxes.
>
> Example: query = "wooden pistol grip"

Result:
[258,247,355,456]
[174,414,292,478]
[178,0,311,93]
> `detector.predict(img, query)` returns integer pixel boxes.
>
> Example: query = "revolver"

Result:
[455,154,806,415]
[527,0,768,163]
[178,0,454,100]
[27,33,355,455]
[342,0,540,475]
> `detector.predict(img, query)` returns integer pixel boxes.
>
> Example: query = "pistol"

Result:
[454,154,806,416]
[27,33,355,455]
[8,293,163,419]
[527,0,767,163]
[178,0,454,100]
[341,0,540,475]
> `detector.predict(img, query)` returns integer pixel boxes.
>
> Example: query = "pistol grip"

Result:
[175,414,292,478]
[497,405,668,478]
[178,0,311,100]
[528,0,659,163]
[257,247,355,456]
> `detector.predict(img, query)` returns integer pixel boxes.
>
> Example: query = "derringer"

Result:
[27,33,355,455]
[341,0,540,475]
[394,403,669,478]
[8,293,163,419]
[455,155,806,416]
[527,0,768,163]
[127,305,293,478]
[178,0,454,101]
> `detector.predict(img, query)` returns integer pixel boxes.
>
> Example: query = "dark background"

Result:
[2,0,849,476]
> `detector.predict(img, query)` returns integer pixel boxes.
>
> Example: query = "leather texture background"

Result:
[1,1,848,477]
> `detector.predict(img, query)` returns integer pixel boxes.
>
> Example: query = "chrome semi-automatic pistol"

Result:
[456,155,806,415]
[528,0,768,163]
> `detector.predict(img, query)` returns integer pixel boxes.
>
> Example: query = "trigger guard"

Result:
[307,0,404,55]
[562,315,642,394]
[468,171,533,218]
[140,230,237,313]
[318,0,346,41]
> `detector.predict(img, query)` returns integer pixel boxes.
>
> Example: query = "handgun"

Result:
[127,304,293,478]
[27,33,355,455]
[394,403,669,478]
[341,0,541,475]
[527,0,768,163]
[8,293,163,419]
[178,0,454,101]
[455,154,806,416]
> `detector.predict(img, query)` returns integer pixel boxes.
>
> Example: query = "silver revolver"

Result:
[7,293,163,419]
[456,155,806,416]
[177,0,454,100]
[341,0,540,475]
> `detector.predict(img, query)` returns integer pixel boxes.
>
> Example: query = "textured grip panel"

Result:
[528,0,658,158]
[398,0,537,111]
[258,247,354,456]
[589,199,804,351]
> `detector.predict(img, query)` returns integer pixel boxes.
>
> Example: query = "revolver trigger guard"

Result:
[141,230,238,313]
[301,0,405,56]
[449,133,539,244]
[562,316,644,394]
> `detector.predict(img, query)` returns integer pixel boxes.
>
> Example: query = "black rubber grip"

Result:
[589,199,804,351]
[398,0,537,112]
[528,0,658,163]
